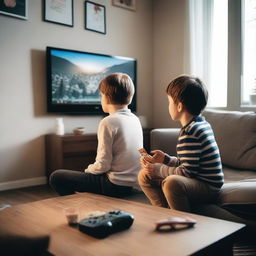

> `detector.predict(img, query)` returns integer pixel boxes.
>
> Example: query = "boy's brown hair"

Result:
[166,75,208,116]
[99,73,134,105]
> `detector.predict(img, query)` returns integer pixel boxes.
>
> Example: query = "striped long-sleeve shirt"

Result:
[163,116,224,188]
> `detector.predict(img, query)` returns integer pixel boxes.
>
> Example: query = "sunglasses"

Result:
[155,216,197,232]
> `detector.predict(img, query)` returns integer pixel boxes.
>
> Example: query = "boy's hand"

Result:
[140,157,160,177]
[138,148,165,177]
[149,150,165,164]
[138,148,154,163]
[140,156,154,170]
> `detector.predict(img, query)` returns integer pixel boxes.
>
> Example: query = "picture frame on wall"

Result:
[0,0,28,20]
[112,0,136,11]
[85,1,106,34]
[43,0,73,27]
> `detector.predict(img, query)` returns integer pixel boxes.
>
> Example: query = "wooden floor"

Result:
[0,185,58,207]
[0,185,149,207]
[0,185,255,256]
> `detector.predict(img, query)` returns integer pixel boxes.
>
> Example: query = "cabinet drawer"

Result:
[62,140,98,153]
[63,154,96,171]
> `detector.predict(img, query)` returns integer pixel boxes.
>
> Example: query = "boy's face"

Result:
[167,95,182,121]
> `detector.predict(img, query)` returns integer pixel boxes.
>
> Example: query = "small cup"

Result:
[73,127,85,135]
[64,207,80,226]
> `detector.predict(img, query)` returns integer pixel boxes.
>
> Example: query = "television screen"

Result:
[46,46,137,114]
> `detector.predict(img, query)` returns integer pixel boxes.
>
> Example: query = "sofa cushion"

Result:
[203,109,256,171]
[150,128,180,156]
[223,166,256,183]
[217,180,256,220]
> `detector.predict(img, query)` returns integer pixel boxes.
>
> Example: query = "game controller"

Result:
[138,148,149,156]
[78,210,134,238]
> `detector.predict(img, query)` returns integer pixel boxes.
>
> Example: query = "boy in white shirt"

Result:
[50,73,143,197]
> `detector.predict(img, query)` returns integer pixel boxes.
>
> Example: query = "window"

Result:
[189,0,228,108]
[241,0,256,106]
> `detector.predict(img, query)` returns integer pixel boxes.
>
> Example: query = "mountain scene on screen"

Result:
[51,55,135,105]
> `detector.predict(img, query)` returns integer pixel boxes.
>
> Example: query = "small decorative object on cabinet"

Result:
[55,118,65,135]
[45,129,152,179]
[73,127,86,135]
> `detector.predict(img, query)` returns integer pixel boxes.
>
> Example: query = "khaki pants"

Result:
[138,164,220,212]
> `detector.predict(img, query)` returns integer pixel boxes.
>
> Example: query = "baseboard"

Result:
[0,176,47,191]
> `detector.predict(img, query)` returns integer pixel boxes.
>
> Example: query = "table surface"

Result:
[0,193,245,256]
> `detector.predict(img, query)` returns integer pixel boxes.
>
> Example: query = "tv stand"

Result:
[45,129,151,178]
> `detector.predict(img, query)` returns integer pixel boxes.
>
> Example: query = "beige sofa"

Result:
[150,109,256,231]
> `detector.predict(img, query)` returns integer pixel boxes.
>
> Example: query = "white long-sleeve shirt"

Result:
[85,109,143,187]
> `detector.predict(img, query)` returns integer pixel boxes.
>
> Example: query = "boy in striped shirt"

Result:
[138,75,224,212]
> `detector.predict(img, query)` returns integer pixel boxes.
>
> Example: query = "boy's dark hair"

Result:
[99,73,134,105]
[166,75,208,116]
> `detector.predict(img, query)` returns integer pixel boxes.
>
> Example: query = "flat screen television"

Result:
[46,46,137,114]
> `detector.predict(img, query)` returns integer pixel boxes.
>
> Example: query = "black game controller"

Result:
[78,210,134,238]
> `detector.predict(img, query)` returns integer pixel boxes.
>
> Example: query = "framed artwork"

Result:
[85,1,106,34]
[0,0,28,20]
[112,0,136,11]
[43,0,73,27]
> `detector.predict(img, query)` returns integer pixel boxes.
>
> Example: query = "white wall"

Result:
[152,0,252,124]
[0,0,153,188]
[152,0,189,128]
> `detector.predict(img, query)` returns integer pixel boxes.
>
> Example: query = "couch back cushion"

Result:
[203,109,256,171]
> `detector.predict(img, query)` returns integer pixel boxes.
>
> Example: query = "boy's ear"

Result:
[177,102,183,112]
[105,95,111,104]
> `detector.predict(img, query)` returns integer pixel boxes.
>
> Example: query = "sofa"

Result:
[150,109,256,232]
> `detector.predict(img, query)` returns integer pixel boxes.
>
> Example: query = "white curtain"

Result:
[189,0,213,84]
[189,0,228,107]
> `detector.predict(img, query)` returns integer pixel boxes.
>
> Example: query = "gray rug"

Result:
[233,242,256,256]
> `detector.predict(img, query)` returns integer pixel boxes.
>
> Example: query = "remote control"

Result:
[138,148,148,156]
[78,210,134,238]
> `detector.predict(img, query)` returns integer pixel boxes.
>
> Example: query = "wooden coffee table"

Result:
[0,193,245,256]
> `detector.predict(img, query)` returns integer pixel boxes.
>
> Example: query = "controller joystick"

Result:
[78,210,134,238]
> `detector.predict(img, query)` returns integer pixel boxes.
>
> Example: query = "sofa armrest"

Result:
[150,128,179,156]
